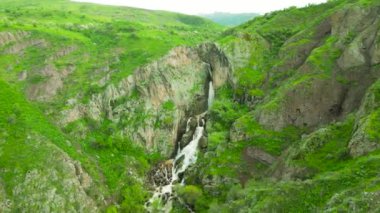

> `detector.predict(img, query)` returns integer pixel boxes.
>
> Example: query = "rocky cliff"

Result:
[0,1,224,212]
[177,1,380,212]
[255,5,380,131]
[1,0,380,212]
[62,43,231,156]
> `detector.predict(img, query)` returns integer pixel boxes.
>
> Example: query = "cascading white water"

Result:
[208,81,214,108]
[146,119,204,212]
[173,124,204,181]
[146,81,214,212]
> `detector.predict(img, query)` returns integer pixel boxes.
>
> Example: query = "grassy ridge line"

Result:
[0,0,223,28]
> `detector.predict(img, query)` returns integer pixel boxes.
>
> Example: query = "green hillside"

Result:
[179,0,380,211]
[0,0,222,211]
[1,0,380,212]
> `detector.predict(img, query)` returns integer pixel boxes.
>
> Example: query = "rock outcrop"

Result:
[27,64,76,101]
[62,43,232,156]
[349,80,380,157]
[0,31,78,101]
[3,134,99,212]
[255,5,380,131]
[0,31,30,47]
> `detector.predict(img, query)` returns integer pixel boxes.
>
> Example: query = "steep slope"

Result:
[173,0,380,212]
[0,80,98,211]
[2,0,380,212]
[0,0,224,211]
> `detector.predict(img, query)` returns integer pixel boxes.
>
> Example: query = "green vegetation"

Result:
[307,36,341,74]
[0,0,222,102]
[1,0,380,212]
[176,185,205,208]
[0,0,221,211]
[206,151,380,212]
[180,0,380,212]
[293,115,355,172]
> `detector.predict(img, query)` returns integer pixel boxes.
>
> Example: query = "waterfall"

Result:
[173,124,204,180]
[146,82,214,212]
[146,118,204,212]
[208,81,214,108]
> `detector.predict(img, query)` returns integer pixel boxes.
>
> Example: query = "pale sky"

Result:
[73,0,328,15]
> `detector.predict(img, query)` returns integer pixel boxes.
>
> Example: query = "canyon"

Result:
[0,0,380,212]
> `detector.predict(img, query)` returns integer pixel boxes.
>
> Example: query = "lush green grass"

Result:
[0,0,222,103]
[0,0,223,210]
[194,85,301,183]
[1,0,380,211]
[195,115,379,212]
[0,80,73,193]
[365,80,380,141]
[307,36,342,75]
[293,115,355,173]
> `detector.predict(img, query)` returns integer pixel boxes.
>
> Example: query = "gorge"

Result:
[146,80,214,212]
[0,0,380,212]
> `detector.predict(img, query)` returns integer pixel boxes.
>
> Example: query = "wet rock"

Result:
[149,161,173,187]
[199,136,208,149]
[179,131,194,149]
[188,118,198,131]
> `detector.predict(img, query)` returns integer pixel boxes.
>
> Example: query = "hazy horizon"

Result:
[72,0,328,15]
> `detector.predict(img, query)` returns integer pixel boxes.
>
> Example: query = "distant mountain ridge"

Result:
[200,12,260,26]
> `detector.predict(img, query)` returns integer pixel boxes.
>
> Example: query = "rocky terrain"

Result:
[0,0,380,212]
[0,0,223,211]
[63,43,231,157]
[179,0,380,212]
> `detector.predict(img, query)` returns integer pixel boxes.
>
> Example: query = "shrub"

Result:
[162,100,175,111]
[176,185,203,206]
[120,183,147,213]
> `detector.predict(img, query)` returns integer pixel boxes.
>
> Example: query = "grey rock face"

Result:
[62,43,232,156]
[255,6,380,131]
